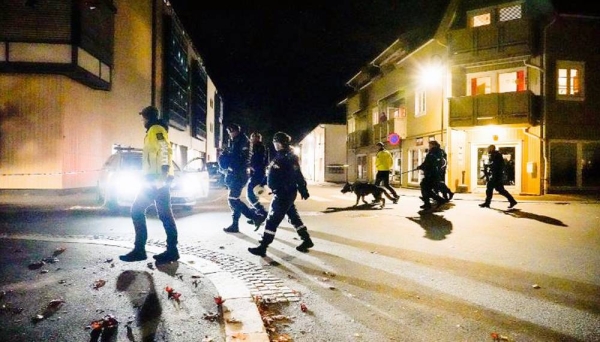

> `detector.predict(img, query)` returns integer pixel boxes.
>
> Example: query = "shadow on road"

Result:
[322,203,389,213]
[496,208,568,227]
[116,270,162,342]
[407,212,453,240]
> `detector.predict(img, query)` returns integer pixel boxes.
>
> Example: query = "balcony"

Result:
[448,19,535,65]
[372,120,395,144]
[449,91,540,127]
[0,0,115,90]
[348,130,370,149]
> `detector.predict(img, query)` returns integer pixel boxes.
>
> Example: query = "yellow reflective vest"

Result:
[375,149,393,171]
[143,124,174,178]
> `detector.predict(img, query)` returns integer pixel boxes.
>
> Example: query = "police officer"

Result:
[417,140,447,210]
[375,142,400,202]
[222,123,266,233]
[248,132,313,257]
[431,140,454,201]
[119,106,179,263]
[479,144,517,209]
[246,132,268,221]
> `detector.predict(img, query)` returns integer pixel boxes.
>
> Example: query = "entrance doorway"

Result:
[472,144,520,193]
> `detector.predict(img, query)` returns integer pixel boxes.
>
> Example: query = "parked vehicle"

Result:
[96,147,209,211]
[206,161,226,188]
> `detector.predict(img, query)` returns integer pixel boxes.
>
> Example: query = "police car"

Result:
[96,147,209,211]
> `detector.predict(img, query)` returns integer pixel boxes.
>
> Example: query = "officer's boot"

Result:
[224,213,240,233]
[153,246,180,264]
[296,228,314,253]
[119,247,147,262]
[248,234,274,257]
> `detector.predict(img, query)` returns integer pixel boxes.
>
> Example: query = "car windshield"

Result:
[122,153,142,170]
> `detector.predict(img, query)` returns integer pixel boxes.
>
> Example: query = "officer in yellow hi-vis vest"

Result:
[119,105,179,264]
[375,142,399,202]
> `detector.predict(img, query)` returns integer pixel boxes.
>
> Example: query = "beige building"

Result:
[0,0,222,190]
[342,0,600,195]
[298,124,347,183]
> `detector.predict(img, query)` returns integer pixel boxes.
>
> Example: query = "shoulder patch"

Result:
[156,133,165,140]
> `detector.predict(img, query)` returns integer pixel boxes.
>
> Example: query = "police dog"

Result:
[341,182,398,208]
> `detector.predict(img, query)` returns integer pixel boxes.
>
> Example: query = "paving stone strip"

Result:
[2,233,299,342]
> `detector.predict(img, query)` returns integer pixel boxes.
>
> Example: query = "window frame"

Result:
[556,60,585,101]
[415,89,426,117]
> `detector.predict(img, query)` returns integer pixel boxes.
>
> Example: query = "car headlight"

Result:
[114,172,141,197]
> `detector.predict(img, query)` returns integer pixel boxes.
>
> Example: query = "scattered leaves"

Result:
[214,296,224,306]
[53,247,66,256]
[93,279,107,290]
[88,314,119,331]
[165,286,181,302]
[32,299,65,322]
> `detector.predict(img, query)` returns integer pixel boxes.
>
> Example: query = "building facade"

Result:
[298,124,347,183]
[342,0,600,195]
[0,0,222,190]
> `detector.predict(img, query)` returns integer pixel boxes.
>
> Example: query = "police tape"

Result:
[0,169,102,176]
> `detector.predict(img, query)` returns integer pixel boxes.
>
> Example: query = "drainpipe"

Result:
[151,0,157,106]
[541,14,558,195]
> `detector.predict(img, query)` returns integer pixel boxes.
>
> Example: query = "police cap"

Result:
[273,132,291,145]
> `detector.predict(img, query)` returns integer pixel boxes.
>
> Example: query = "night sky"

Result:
[167,1,596,143]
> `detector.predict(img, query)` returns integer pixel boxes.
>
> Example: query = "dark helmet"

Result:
[226,123,241,133]
[139,106,159,120]
[272,132,291,145]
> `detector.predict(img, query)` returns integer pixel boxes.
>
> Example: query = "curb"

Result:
[2,234,270,342]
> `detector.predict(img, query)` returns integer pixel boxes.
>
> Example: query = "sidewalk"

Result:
[0,235,270,342]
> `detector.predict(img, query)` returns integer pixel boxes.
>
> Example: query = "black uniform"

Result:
[418,146,446,209]
[246,140,268,216]
[222,132,263,231]
[436,148,454,200]
[481,149,517,208]
[248,143,313,256]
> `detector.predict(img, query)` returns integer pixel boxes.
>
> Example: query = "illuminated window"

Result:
[470,77,491,95]
[415,90,426,116]
[557,60,584,100]
[372,108,380,125]
[472,13,491,27]
[498,70,526,93]
[499,4,522,22]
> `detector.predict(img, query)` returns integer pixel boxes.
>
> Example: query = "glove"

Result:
[299,188,310,200]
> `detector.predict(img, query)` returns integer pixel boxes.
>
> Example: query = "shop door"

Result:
[472,144,520,193]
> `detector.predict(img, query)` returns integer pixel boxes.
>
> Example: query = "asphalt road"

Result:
[1,184,599,341]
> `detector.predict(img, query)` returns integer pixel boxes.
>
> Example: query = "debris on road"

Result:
[531,284,541,289]
[53,247,66,256]
[491,332,510,341]
[93,279,106,290]
[165,286,181,303]
[32,299,65,323]
[202,311,219,322]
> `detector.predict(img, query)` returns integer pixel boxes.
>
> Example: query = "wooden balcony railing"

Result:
[448,19,535,64]
[347,130,370,149]
[449,91,540,127]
